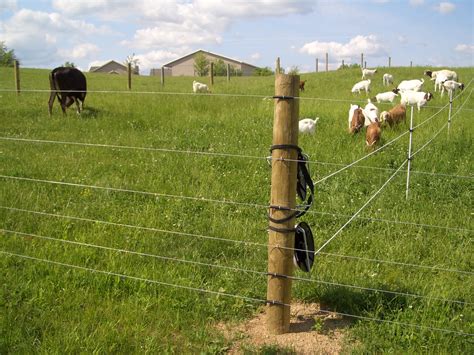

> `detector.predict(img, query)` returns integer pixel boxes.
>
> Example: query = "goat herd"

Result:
[299,68,465,149]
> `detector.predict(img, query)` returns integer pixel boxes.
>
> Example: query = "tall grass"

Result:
[1,66,473,353]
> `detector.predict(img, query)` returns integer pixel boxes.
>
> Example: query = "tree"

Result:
[124,53,140,74]
[0,41,18,67]
[254,67,274,76]
[63,61,76,68]
[194,52,209,76]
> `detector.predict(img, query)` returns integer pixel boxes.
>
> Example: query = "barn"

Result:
[89,60,139,75]
[151,49,259,77]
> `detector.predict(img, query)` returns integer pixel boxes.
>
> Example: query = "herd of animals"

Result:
[298,67,465,149]
[47,66,464,150]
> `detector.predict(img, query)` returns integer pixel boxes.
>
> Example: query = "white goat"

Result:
[373,88,399,103]
[400,91,433,112]
[397,78,424,92]
[362,68,377,79]
[383,73,394,86]
[351,79,371,94]
[299,118,320,134]
[424,69,458,92]
[192,80,210,93]
[441,80,464,98]
[363,99,379,125]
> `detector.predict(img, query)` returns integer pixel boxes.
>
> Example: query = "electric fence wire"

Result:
[1,249,472,337]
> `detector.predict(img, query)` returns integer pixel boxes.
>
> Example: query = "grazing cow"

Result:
[299,80,307,91]
[48,67,87,116]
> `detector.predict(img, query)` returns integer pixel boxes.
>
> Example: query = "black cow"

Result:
[48,67,87,115]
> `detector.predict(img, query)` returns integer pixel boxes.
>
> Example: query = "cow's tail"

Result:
[49,71,61,101]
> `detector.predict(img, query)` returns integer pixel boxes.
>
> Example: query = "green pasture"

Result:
[0,66,473,353]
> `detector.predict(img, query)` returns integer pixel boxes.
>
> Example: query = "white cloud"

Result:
[58,43,100,60]
[299,35,387,61]
[0,0,16,13]
[409,0,425,6]
[135,49,188,71]
[251,53,261,60]
[0,9,107,67]
[455,44,474,54]
[434,2,455,14]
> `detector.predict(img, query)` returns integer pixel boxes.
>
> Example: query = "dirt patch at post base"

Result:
[218,301,354,354]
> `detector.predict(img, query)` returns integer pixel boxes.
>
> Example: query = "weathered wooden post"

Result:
[316,58,319,73]
[276,57,281,75]
[226,63,230,82]
[361,53,364,68]
[405,105,414,199]
[325,52,328,72]
[14,60,20,95]
[210,62,214,86]
[127,62,132,90]
[267,73,299,334]
[388,56,391,68]
[342,59,344,68]
[410,61,413,68]
[161,67,165,87]
[364,61,367,69]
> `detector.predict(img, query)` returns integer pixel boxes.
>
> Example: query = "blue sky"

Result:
[1,0,472,74]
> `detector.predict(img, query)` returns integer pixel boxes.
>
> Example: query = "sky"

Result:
[0,0,473,74]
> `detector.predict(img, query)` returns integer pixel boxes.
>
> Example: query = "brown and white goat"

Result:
[379,104,406,127]
[348,104,365,134]
[366,118,381,148]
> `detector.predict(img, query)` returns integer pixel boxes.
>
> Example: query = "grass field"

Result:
[1,66,473,353]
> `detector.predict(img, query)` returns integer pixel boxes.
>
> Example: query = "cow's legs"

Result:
[59,95,68,115]
[48,91,56,116]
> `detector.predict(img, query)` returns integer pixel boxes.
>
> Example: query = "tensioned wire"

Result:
[0,176,472,233]
[1,206,471,276]
[2,228,471,305]
[0,250,472,337]
[0,136,471,179]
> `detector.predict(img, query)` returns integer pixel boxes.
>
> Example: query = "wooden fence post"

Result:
[316,58,318,73]
[127,63,132,90]
[325,52,328,72]
[210,62,214,86]
[267,73,299,334]
[227,63,230,82]
[276,57,281,75]
[342,59,344,68]
[388,56,391,68]
[14,60,20,95]
[361,53,364,68]
[364,61,367,69]
[410,61,413,68]
[161,67,165,87]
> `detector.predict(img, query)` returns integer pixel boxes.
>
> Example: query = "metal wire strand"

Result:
[1,250,471,337]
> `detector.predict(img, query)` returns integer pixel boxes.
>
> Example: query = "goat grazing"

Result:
[383,73,394,86]
[441,80,464,98]
[299,80,307,91]
[373,88,399,103]
[400,91,433,112]
[348,104,364,134]
[362,68,377,79]
[363,99,379,126]
[380,104,406,127]
[192,80,210,93]
[299,118,319,134]
[424,69,458,92]
[351,79,371,94]
[397,78,424,92]
[366,118,381,148]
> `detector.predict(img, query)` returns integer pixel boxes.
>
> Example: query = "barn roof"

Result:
[89,60,127,72]
[162,49,259,69]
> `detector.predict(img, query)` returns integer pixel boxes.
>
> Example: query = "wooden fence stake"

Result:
[316,58,318,73]
[325,52,328,72]
[276,57,281,75]
[127,63,132,90]
[227,63,230,82]
[161,67,165,87]
[14,60,20,95]
[210,62,214,86]
[267,73,299,335]
[361,53,364,68]
[388,56,391,68]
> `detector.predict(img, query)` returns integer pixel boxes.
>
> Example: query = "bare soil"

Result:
[218,301,354,354]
